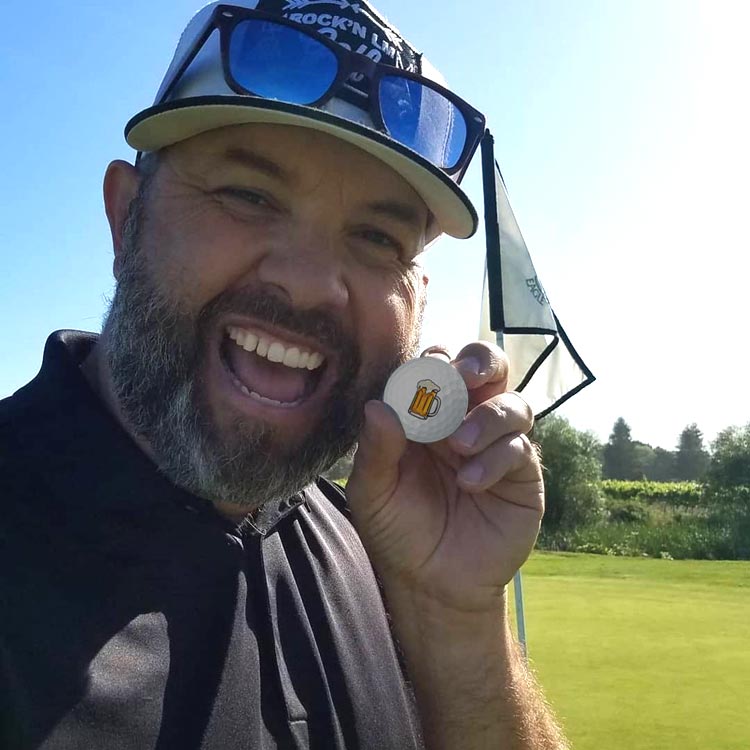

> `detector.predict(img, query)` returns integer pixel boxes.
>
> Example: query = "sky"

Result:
[1,0,748,451]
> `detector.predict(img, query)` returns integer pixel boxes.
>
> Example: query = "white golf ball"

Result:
[383,357,469,443]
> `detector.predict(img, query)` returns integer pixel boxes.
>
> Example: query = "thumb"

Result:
[347,400,408,514]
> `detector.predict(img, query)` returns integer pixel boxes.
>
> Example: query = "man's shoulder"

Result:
[312,476,350,518]
[0,384,59,523]
[298,477,372,560]
[0,331,99,527]
[0,329,97,431]
[303,476,354,535]
[0,380,45,465]
[0,370,64,465]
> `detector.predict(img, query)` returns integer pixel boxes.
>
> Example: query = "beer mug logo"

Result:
[408,379,441,420]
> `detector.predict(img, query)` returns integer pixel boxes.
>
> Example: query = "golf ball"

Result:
[382,357,469,443]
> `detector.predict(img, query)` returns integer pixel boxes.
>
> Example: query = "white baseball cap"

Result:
[124,1,485,240]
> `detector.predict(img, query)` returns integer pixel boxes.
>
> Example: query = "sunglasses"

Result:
[156,4,486,177]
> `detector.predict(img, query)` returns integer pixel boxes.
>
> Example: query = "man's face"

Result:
[104,124,429,515]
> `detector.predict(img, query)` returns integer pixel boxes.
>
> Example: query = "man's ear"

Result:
[103,160,141,280]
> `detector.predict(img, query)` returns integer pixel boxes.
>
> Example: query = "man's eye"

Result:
[221,188,270,207]
[358,228,402,251]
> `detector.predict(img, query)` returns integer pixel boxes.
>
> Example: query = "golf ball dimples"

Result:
[383,357,469,443]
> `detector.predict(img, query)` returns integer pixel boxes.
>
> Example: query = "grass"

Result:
[508,552,750,750]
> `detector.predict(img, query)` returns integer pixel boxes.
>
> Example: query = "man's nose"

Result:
[255,228,350,312]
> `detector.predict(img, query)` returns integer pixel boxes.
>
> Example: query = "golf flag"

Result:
[479,130,595,418]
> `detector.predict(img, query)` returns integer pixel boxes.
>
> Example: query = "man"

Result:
[0,2,568,748]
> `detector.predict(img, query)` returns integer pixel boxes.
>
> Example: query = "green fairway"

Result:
[510,553,750,749]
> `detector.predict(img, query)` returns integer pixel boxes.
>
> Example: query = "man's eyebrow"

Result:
[364,200,426,231]
[220,147,292,183]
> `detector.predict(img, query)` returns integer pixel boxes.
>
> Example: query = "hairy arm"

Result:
[386,586,569,750]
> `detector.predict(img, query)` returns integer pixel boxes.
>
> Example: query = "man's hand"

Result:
[346,341,543,615]
[345,343,567,750]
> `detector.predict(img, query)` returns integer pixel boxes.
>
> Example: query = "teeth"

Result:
[283,347,301,367]
[307,352,323,370]
[226,326,325,371]
[267,342,285,363]
[228,371,299,408]
[242,332,258,353]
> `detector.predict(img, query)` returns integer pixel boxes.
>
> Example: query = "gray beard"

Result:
[102,190,417,515]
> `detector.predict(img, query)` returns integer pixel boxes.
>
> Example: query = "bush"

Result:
[532,415,604,531]
[707,423,750,489]
[537,515,742,559]
[703,484,750,512]
[600,480,702,507]
[607,499,651,524]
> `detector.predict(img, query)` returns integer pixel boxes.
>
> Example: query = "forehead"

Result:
[170,124,417,188]
[161,124,430,226]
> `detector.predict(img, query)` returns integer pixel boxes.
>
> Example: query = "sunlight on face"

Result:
[103,124,430,514]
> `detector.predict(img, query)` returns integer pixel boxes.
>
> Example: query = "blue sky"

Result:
[1,0,747,450]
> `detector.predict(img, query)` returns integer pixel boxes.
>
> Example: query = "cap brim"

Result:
[125,96,478,240]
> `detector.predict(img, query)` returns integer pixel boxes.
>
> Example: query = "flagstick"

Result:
[493,328,529,662]
[513,571,528,661]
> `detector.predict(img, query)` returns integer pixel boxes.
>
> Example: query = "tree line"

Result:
[603,418,710,482]
[531,416,750,559]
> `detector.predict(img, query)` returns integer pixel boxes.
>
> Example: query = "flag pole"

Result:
[480,130,528,661]
[494,331,528,661]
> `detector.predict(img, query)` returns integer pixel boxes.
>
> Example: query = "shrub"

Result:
[600,480,702,507]
[537,516,739,559]
[703,484,750,512]
[607,499,651,524]
[707,423,750,489]
[532,415,604,531]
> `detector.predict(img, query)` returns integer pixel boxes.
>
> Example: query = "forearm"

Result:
[385,586,569,750]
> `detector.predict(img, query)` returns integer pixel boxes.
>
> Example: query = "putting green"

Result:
[509,553,750,750]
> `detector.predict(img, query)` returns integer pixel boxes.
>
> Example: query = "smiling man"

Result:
[0,2,568,749]
[93,125,430,522]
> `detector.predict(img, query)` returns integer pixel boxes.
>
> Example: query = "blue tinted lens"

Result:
[229,20,338,105]
[379,76,468,169]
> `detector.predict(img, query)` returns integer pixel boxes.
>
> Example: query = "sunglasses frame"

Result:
[157,4,486,177]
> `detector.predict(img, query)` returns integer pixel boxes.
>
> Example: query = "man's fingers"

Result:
[419,344,452,362]
[420,341,510,395]
[452,341,510,393]
[448,391,534,456]
[455,432,543,498]
[347,401,407,507]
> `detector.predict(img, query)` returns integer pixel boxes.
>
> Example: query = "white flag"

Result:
[479,131,594,418]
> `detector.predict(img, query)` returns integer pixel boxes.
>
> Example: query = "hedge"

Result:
[600,480,702,506]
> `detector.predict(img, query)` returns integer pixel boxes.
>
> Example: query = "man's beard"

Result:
[102,189,420,515]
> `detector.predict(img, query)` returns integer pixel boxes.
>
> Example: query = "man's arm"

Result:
[345,342,569,749]
[384,586,568,750]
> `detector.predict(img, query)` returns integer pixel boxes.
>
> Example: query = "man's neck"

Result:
[78,332,159,464]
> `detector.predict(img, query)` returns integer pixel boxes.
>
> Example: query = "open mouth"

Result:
[219,324,328,408]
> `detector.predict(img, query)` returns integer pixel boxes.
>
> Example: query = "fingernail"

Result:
[459,462,484,485]
[455,357,481,376]
[452,421,480,448]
